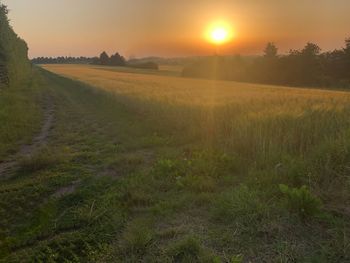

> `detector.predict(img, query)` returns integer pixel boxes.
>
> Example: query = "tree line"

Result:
[183,38,350,88]
[0,2,31,87]
[32,51,159,70]
[32,52,126,66]
[92,51,126,66]
[31,56,95,64]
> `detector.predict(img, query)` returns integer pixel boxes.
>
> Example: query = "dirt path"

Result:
[0,95,55,178]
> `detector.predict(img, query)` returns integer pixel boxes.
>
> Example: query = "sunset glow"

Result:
[206,21,233,45]
[2,0,350,57]
[211,27,229,44]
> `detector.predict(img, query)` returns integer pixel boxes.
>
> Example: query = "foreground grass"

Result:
[0,72,44,161]
[1,66,350,262]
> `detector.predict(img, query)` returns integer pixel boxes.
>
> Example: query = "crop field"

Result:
[1,64,350,262]
[43,64,350,160]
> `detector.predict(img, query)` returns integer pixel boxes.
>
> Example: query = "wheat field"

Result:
[43,64,350,107]
[43,64,350,159]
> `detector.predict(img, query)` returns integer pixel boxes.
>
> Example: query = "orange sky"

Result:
[3,0,350,58]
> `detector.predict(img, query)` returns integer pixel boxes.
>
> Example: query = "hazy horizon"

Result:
[3,0,350,58]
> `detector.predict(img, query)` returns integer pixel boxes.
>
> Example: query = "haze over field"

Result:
[3,0,350,57]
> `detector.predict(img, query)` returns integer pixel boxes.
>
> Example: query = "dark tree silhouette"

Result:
[301,42,321,57]
[99,51,110,65]
[299,43,322,85]
[109,52,126,66]
[182,38,350,89]
[32,56,95,64]
[264,42,278,58]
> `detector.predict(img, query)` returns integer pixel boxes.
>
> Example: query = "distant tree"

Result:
[263,42,278,58]
[91,57,100,65]
[344,38,350,79]
[31,56,95,64]
[344,37,350,54]
[301,42,321,57]
[99,51,110,65]
[109,52,126,66]
[303,43,322,84]
[252,43,280,83]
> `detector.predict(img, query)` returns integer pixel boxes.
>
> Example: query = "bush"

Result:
[279,184,322,219]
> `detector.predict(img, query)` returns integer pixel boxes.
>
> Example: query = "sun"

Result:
[211,27,228,44]
[206,21,233,45]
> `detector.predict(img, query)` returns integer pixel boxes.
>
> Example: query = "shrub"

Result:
[279,184,322,219]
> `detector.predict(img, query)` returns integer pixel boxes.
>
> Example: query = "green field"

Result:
[1,64,350,262]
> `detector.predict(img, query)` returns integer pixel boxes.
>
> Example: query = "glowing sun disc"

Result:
[211,28,228,44]
[206,21,233,45]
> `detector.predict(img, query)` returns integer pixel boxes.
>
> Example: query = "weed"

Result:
[279,184,322,219]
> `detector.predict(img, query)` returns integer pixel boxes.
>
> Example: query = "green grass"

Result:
[0,71,44,161]
[0,67,350,262]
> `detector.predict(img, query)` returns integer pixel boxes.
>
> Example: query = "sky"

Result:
[2,0,350,58]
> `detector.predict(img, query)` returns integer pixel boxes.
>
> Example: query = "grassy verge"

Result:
[0,70,44,161]
[1,68,349,262]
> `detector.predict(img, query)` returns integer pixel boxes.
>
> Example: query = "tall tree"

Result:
[298,43,322,85]
[301,43,321,57]
[344,38,350,79]
[263,42,278,58]
[109,52,126,66]
[344,37,350,54]
[99,51,109,65]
